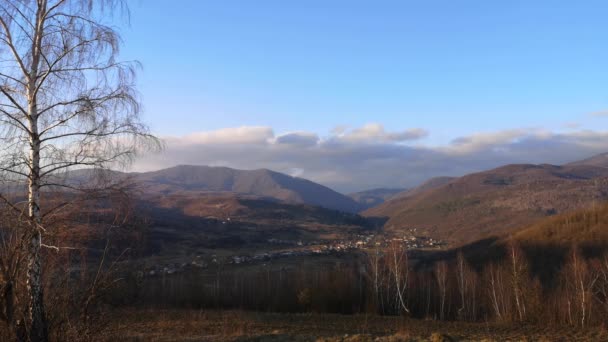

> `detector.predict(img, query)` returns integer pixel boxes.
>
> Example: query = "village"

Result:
[143,228,445,277]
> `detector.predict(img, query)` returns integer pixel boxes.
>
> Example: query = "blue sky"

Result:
[122,0,608,143]
[119,1,608,191]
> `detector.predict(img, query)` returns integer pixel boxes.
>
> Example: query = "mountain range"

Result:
[365,153,608,245]
[124,165,363,213]
[58,151,608,247]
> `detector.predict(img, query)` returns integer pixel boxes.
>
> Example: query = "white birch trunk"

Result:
[26,4,48,339]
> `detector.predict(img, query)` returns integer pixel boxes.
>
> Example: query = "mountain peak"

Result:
[135,165,361,213]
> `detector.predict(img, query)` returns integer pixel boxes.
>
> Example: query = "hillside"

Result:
[512,203,608,245]
[411,201,608,295]
[566,152,608,168]
[348,188,405,211]
[392,176,455,199]
[132,165,362,213]
[365,160,608,246]
[136,192,375,256]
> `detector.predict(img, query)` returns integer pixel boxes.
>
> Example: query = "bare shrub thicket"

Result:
[0,0,158,340]
[393,243,605,326]
[359,241,608,327]
[0,192,145,341]
[122,239,608,330]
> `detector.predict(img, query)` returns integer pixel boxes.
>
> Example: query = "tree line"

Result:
[367,241,608,328]
[113,240,608,329]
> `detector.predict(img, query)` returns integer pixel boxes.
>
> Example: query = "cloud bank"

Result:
[133,124,608,193]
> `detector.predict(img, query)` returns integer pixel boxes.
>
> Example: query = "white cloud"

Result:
[133,124,608,193]
[336,123,428,143]
[446,129,534,154]
[172,126,274,145]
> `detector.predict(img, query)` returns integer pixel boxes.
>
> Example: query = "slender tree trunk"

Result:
[391,243,409,314]
[27,106,48,342]
[434,261,447,321]
[489,265,502,320]
[511,248,524,321]
[0,0,151,339]
[457,252,466,320]
[507,242,527,322]
[374,251,379,309]
[27,7,48,334]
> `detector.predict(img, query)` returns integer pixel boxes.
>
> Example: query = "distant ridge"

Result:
[566,152,608,168]
[365,155,608,245]
[133,165,362,213]
[348,188,406,211]
[392,176,455,199]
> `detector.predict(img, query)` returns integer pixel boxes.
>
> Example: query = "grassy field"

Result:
[99,309,608,341]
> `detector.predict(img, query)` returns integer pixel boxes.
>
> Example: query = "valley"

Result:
[2,3,607,340]
[4,138,608,341]
[55,152,607,270]
[119,152,608,261]
[5,140,608,341]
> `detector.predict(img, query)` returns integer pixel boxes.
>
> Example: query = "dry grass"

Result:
[95,309,608,342]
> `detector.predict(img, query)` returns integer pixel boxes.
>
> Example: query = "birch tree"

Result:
[507,241,528,321]
[0,1,156,340]
[456,251,477,321]
[456,252,466,320]
[485,262,507,321]
[433,260,448,320]
[562,248,598,328]
[388,241,409,314]
[367,247,383,313]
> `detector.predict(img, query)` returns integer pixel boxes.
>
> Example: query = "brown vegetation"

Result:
[90,309,608,341]
[4,164,608,340]
[365,163,608,245]
[0,189,145,341]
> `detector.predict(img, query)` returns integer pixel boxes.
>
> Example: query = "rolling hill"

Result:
[365,154,608,246]
[422,202,608,287]
[512,202,608,245]
[391,176,455,199]
[135,192,375,255]
[566,152,608,168]
[132,165,362,213]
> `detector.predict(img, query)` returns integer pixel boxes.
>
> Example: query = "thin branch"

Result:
[40,243,80,251]
[0,87,29,117]
[0,15,29,78]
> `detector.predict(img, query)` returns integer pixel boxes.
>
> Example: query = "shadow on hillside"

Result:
[413,237,501,266]
[131,197,387,256]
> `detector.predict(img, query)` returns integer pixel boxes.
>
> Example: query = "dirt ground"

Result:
[100,309,608,342]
